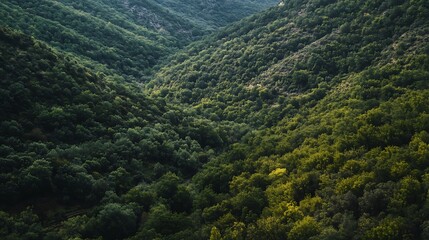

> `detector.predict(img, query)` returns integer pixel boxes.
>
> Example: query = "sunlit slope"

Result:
[193,47,429,239]
[150,0,429,126]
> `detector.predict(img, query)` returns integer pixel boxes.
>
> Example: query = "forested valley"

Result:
[1,0,429,239]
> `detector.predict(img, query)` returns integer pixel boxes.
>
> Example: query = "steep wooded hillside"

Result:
[145,0,429,238]
[149,0,279,30]
[1,0,167,79]
[0,24,256,239]
[150,0,429,126]
[0,0,276,79]
[1,0,429,239]
[0,26,223,239]
[192,49,429,240]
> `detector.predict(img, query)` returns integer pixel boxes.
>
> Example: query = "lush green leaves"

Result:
[1,0,429,239]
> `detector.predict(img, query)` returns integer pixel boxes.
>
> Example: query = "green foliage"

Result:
[210,226,222,240]
[191,55,429,238]
[140,204,192,237]
[0,209,43,240]
[0,27,217,238]
[0,0,168,79]
[150,0,429,128]
[0,0,277,79]
[90,203,138,240]
[145,0,429,238]
[1,0,429,239]
[151,0,278,31]
[288,216,321,240]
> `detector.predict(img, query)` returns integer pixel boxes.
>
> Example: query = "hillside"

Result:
[148,0,429,238]
[191,47,429,240]
[0,25,252,239]
[1,0,168,79]
[0,0,277,79]
[149,0,279,30]
[1,0,429,239]
[150,0,429,127]
[0,26,221,239]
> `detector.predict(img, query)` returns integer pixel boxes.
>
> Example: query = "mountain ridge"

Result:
[148,0,429,126]
[1,0,277,79]
[1,0,429,239]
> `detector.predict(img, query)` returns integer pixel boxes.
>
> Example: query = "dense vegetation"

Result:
[147,0,278,31]
[0,25,251,239]
[1,0,429,239]
[0,0,276,79]
[192,53,429,240]
[0,0,168,79]
[0,26,209,239]
[147,0,429,238]
[150,0,429,127]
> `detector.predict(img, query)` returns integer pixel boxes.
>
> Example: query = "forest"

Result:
[1,0,429,239]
